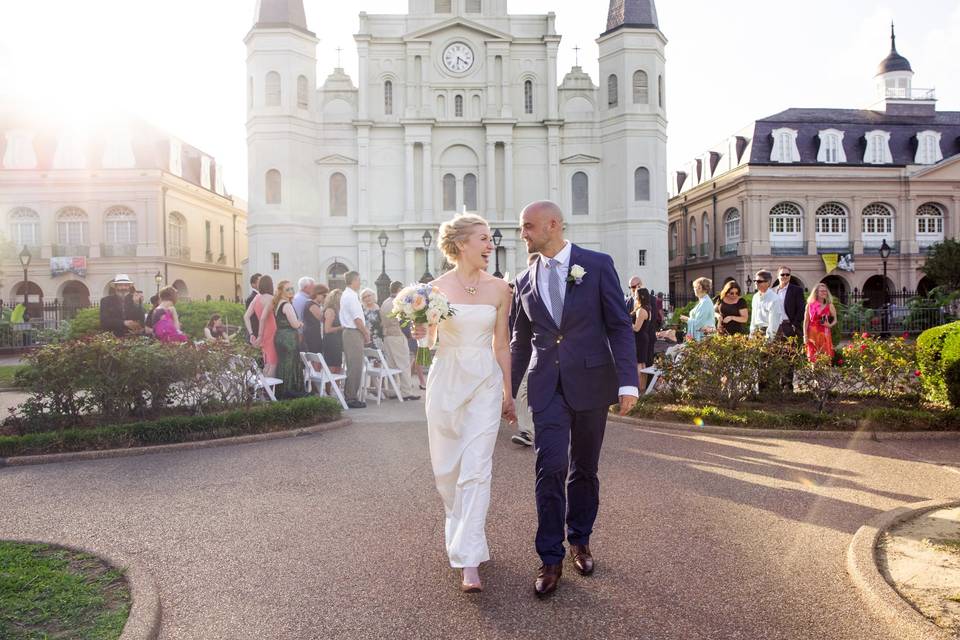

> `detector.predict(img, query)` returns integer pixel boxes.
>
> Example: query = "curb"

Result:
[1,536,161,640]
[846,498,960,640]
[609,414,960,441]
[0,417,352,468]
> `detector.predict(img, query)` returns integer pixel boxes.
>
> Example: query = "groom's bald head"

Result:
[520,200,565,256]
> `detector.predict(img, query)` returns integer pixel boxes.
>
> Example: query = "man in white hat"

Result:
[99,274,145,337]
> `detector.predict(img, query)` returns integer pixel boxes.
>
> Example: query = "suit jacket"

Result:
[510,244,638,413]
[244,289,260,337]
[99,294,144,337]
[781,283,806,332]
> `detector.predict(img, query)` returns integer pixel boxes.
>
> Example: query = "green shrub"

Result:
[916,321,960,404]
[943,331,960,408]
[0,397,341,457]
[838,333,921,399]
[67,307,103,339]
[68,301,245,340]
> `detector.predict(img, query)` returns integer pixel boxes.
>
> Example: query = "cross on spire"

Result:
[573,45,581,67]
[336,46,343,67]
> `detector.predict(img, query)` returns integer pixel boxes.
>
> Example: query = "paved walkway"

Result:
[1,399,958,639]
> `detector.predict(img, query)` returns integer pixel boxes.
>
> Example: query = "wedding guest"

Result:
[272,280,305,398]
[360,288,383,348]
[631,287,656,390]
[653,291,665,330]
[750,270,785,341]
[293,276,315,320]
[245,273,262,339]
[803,283,837,362]
[322,289,345,374]
[99,274,143,337]
[204,314,231,343]
[775,265,805,338]
[145,294,160,333]
[340,272,370,409]
[303,283,328,356]
[625,275,642,313]
[680,277,716,341]
[715,280,749,335]
[380,281,420,401]
[152,286,188,343]
[244,275,278,376]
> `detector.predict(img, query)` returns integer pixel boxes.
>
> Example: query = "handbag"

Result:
[776,319,798,339]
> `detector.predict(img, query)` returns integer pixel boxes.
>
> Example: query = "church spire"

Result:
[603,0,659,35]
[253,0,312,35]
[876,21,912,76]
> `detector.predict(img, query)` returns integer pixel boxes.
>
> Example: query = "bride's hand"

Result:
[412,323,428,340]
[502,396,517,424]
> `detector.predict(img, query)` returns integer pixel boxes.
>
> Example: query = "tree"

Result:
[921,239,960,292]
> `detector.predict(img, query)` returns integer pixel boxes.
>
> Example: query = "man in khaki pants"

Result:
[340,271,370,409]
[380,281,421,401]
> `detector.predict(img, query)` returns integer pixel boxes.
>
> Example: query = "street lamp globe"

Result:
[378,231,389,250]
[422,230,432,248]
[878,238,891,260]
[492,228,502,247]
[18,245,31,268]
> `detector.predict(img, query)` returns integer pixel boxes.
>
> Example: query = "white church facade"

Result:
[245,0,667,292]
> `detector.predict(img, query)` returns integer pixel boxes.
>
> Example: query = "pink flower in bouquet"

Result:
[412,295,427,311]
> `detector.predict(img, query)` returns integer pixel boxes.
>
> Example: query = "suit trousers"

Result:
[381,335,415,397]
[532,386,607,565]
[514,371,534,435]
[342,328,365,402]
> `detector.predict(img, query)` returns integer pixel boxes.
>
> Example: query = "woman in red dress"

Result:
[803,283,837,362]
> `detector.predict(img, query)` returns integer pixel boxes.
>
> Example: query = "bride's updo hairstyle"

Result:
[438,213,489,263]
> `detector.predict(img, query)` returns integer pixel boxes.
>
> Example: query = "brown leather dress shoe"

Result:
[534,563,562,597]
[569,544,594,575]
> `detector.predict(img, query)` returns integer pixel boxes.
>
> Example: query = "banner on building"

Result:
[50,256,87,278]
[837,253,855,272]
[821,253,839,273]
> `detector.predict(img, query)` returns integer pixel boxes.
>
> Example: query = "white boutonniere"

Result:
[568,264,587,285]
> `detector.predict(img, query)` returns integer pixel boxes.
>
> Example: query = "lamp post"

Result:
[375,231,391,303]
[154,271,163,297]
[879,239,892,335]
[492,228,503,278]
[420,230,433,283]
[18,245,31,316]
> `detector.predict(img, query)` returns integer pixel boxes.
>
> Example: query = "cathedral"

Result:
[245,0,667,292]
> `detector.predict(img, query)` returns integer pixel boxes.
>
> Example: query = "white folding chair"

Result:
[238,356,283,402]
[300,352,349,410]
[361,347,404,405]
[639,365,663,395]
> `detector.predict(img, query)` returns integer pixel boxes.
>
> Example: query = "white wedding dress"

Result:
[425,304,503,568]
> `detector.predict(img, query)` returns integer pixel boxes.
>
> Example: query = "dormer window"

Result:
[864,130,892,164]
[817,129,846,164]
[915,131,943,165]
[770,128,800,163]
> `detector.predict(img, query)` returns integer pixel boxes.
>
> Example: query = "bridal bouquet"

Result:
[390,284,456,365]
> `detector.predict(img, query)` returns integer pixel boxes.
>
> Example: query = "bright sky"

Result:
[1,0,958,200]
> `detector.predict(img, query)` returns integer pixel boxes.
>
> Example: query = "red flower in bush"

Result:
[859,344,867,351]
[837,359,844,365]
[914,370,922,377]
[862,332,869,338]
[902,332,910,339]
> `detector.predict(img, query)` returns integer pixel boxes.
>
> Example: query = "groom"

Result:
[510,201,639,597]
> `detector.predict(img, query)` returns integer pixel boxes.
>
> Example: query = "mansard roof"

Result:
[603,0,659,35]
[253,0,313,36]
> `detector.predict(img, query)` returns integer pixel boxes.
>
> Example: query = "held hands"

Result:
[502,395,517,424]
[618,395,637,416]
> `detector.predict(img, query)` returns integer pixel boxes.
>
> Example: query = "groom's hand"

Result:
[618,395,637,416]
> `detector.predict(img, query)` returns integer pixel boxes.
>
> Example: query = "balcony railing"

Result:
[816,240,852,255]
[167,246,191,260]
[862,239,900,254]
[720,243,738,256]
[884,87,936,101]
[770,241,807,256]
[217,253,228,265]
[52,244,90,258]
[668,249,678,261]
[205,250,214,263]
[100,243,137,257]
[699,243,710,257]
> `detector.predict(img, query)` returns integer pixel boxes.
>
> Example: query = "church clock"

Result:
[442,42,474,73]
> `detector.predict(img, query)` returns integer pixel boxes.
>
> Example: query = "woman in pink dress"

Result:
[803,283,837,363]
[243,275,279,376]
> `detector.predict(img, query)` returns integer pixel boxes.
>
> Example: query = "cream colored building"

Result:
[667,28,958,306]
[0,111,247,319]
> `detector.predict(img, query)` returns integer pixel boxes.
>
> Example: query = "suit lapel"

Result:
[528,259,559,329]
[559,244,579,329]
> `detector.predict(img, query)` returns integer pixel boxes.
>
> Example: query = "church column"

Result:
[547,125,560,201]
[404,242,416,284]
[405,52,416,118]
[357,38,370,120]
[485,49,497,117]
[404,142,416,220]
[504,141,514,215]
[500,55,511,118]
[358,126,370,224]
[422,141,433,222]
[421,50,430,117]
[803,196,816,255]
[485,141,497,220]
[546,39,559,120]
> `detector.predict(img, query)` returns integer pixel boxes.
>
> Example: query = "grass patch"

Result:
[0,542,130,639]
[0,396,342,458]
[0,365,26,388]
[932,539,960,555]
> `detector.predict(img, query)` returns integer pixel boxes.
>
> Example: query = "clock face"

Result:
[443,43,474,73]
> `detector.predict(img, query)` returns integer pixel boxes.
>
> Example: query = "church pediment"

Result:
[560,154,601,164]
[403,17,513,42]
[315,154,357,165]
[910,152,960,181]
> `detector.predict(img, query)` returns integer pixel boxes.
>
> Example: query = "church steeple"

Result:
[253,0,312,35]
[876,22,912,75]
[603,0,659,35]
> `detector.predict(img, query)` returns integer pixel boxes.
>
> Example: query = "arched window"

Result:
[524,80,533,115]
[330,173,347,216]
[454,94,464,117]
[688,217,697,256]
[265,71,281,107]
[814,203,848,235]
[916,202,944,237]
[768,202,803,240]
[167,212,186,254]
[862,203,893,235]
[572,172,589,215]
[442,174,457,211]
[633,70,649,104]
[723,208,740,244]
[296,75,309,109]
[8,207,40,247]
[265,169,282,204]
[771,128,800,163]
[817,129,846,163]
[916,131,943,165]
[669,222,678,257]
[435,0,451,12]
[384,80,393,115]
[327,261,349,290]
[658,75,664,108]
[864,130,892,164]
[463,173,478,211]
[701,213,710,256]
[607,75,619,108]
[465,0,481,12]
[104,205,137,247]
[56,207,89,247]
[634,167,650,201]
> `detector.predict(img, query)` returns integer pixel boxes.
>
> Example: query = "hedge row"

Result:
[68,301,247,340]
[0,396,342,458]
[917,320,960,407]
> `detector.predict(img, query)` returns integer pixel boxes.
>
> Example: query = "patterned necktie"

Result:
[546,258,563,327]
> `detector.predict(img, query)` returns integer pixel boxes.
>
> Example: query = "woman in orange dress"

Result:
[243,274,279,376]
[803,283,837,362]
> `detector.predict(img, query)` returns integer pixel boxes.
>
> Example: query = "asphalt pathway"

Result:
[1,399,958,640]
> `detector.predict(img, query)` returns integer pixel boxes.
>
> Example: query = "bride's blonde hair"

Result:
[438,213,489,263]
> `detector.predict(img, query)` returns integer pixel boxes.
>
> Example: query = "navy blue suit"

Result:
[510,244,638,564]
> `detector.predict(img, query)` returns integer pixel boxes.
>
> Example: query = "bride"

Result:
[415,213,516,593]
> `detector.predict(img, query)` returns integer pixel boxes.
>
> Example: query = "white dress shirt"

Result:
[538,241,637,398]
[750,288,785,341]
[339,287,365,329]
